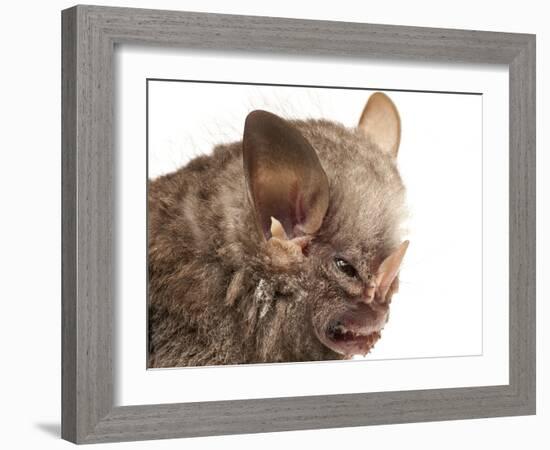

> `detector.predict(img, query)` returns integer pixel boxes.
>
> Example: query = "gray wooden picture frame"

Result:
[61,4,536,444]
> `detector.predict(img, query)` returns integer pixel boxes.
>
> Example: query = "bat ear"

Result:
[376,241,409,300]
[358,92,401,157]
[243,110,329,241]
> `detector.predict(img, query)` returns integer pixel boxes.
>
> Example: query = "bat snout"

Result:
[361,281,377,305]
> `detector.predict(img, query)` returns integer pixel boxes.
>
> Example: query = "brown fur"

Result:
[148,107,407,368]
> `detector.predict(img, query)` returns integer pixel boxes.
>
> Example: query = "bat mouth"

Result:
[320,305,386,356]
[324,322,381,356]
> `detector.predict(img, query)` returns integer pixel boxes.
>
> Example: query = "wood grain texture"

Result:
[61,7,77,443]
[508,37,536,409]
[61,4,536,444]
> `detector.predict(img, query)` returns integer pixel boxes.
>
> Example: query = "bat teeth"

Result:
[335,324,346,333]
[328,320,382,347]
[333,324,366,336]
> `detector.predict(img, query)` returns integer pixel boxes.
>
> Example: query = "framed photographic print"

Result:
[61,5,536,444]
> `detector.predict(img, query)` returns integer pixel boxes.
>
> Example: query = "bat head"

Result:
[242,92,408,358]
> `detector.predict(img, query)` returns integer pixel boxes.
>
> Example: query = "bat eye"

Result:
[334,257,359,278]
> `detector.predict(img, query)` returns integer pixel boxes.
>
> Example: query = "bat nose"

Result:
[362,281,377,304]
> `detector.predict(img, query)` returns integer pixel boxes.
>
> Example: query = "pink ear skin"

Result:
[242,110,329,242]
[358,92,401,158]
[375,240,409,302]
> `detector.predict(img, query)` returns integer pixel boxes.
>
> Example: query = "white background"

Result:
[116,52,509,406]
[0,0,546,449]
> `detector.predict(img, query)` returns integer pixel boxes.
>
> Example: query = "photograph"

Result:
[53,3,537,445]
[146,81,482,368]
